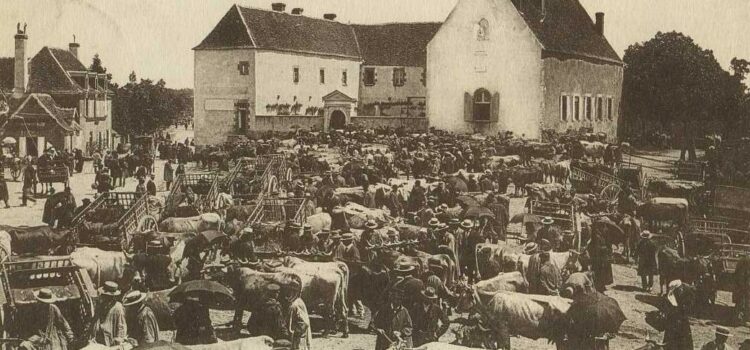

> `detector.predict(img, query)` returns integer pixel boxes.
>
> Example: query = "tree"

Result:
[89,54,113,80]
[112,73,193,138]
[622,31,746,155]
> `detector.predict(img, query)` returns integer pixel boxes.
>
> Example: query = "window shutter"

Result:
[403,69,407,83]
[490,92,500,122]
[374,70,378,84]
[464,92,473,121]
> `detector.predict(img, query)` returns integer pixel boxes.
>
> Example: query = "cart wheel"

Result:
[286,168,293,182]
[137,214,159,234]
[268,176,278,193]
[600,184,621,204]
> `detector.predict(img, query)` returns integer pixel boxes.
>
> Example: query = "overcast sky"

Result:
[0,0,748,89]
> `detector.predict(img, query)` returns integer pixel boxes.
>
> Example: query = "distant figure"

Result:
[164,160,174,191]
[636,231,658,292]
[0,176,9,208]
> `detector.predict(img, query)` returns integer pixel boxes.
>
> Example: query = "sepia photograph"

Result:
[0,0,749,349]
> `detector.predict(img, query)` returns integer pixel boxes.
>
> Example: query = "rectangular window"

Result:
[596,95,604,121]
[293,67,299,84]
[607,97,614,120]
[393,67,406,87]
[319,68,325,84]
[363,67,375,86]
[574,95,581,121]
[238,61,250,75]
[585,95,592,120]
[342,69,348,86]
[560,94,569,121]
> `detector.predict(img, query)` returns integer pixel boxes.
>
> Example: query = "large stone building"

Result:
[193,3,438,145]
[0,26,114,156]
[427,0,623,139]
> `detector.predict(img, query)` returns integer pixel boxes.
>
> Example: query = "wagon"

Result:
[70,192,156,251]
[223,154,292,204]
[36,160,70,187]
[637,197,689,231]
[247,196,308,225]
[646,178,705,211]
[163,172,220,218]
[0,255,97,349]
[713,244,750,274]
[708,185,750,233]
[528,199,580,249]
[570,161,649,206]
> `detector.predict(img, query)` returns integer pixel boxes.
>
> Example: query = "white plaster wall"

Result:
[254,51,360,119]
[427,0,544,138]
[193,49,255,145]
[358,65,426,105]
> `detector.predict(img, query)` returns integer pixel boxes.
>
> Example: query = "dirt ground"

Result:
[4,132,747,349]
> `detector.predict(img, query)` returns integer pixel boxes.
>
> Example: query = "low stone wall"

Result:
[350,116,429,131]
[255,115,323,132]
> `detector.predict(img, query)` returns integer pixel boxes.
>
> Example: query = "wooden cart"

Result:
[570,162,650,205]
[163,172,220,218]
[0,256,97,349]
[223,154,292,204]
[70,192,156,251]
[36,160,70,187]
[247,196,308,225]
[528,199,580,249]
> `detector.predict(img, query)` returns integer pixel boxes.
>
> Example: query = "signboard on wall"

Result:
[204,99,236,111]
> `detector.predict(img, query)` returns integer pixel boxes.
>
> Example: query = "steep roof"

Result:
[27,47,82,93]
[0,57,13,91]
[48,47,87,71]
[194,5,361,59]
[513,0,622,64]
[0,93,78,134]
[352,23,441,66]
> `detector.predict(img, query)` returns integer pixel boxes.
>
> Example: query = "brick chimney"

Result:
[13,23,28,97]
[271,3,286,12]
[595,12,604,35]
[69,36,79,60]
[291,8,303,15]
[323,13,337,21]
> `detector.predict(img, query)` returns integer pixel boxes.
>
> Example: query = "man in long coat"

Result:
[636,231,658,292]
[587,229,613,292]
[287,283,312,350]
[372,288,413,350]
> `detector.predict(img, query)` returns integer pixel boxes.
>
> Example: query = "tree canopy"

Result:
[112,71,193,137]
[622,31,747,138]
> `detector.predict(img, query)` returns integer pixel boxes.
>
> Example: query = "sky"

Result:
[0,0,748,89]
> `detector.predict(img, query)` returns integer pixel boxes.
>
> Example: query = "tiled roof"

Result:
[0,93,78,133]
[48,47,87,72]
[0,57,13,91]
[352,23,441,67]
[514,0,622,64]
[194,5,361,59]
[27,47,82,93]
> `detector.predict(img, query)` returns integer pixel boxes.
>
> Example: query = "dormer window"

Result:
[476,19,489,41]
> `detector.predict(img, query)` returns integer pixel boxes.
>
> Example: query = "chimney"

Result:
[271,3,286,12]
[595,12,604,35]
[291,8,303,15]
[13,23,28,96]
[323,13,337,21]
[69,36,80,60]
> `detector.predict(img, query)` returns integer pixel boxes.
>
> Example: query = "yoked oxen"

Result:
[455,271,528,313]
[158,213,224,233]
[0,225,76,255]
[480,292,572,349]
[580,141,607,163]
[515,250,582,282]
[262,256,350,337]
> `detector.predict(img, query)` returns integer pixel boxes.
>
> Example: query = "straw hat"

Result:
[98,281,121,297]
[716,326,732,338]
[524,242,538,255]
[35,288,60,304]
[122,290,148,307]
[421,287,438,300]
[428,218,440,227]
[461,219,473,229]
[366,220,378,229]
[341,233,354,242]
[541,217,554,225]
[394,263,415,273]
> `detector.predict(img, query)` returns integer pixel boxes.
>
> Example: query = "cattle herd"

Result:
[3,125,750,350]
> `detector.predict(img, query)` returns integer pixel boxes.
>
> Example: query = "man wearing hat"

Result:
[371,287,413,350]
[393,263,425,322]
[636,230,658,292]
[24,289,74,350]
[140,239,173,291]
[248,284,288,340]
[123,290,159,345]
[299,224,317,252]
[525,242,543,294]
[174,296,217,345]
[387,184,403,218]
[229,227,257,263]
[146,174,157,196]
[537,250,562,296]
[412,287,450,346]
[701,326,734,350]
[92,281,127,346]
[587,227,613,292]
[314,229,333,254]
[661,279,694,350]
[536,217,562,251]
[286,282,313,349]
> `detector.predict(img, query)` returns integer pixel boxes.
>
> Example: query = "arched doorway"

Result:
[330,110,346,130]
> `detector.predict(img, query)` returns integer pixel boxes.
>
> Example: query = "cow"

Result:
[455,272,528,313]
[474,243,520,280]
[580,141,607,163]
[264,256,350,336]
[656,247,715,310]
[186,336,274,350]
[158,213,224,233]
[305,212,332,234]
[0,225,75,255]
[560,271,596,299]
[70,247,130,287]
[481,292,572,349]
[216,266,303,332]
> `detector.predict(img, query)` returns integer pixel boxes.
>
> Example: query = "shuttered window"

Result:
[363,68,376,86]
[574,95,581,121]
[393,67,406,87]
[560,94,569,121]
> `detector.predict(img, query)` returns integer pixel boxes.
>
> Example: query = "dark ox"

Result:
[656,247,716,310]
[0,225,75,255]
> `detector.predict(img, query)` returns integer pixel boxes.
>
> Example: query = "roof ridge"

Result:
[235,4,257,47]
[43,47,80,91]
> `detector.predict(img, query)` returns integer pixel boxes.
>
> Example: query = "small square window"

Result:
[342,69,348,86]
[320,68,325,84]
[238,61,250,75]
[393,67,406,87]
[363,68,375,86]
[293,67,299,84]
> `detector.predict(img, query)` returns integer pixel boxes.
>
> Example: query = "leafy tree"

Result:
[89,54,113,80]
[622,31,748,153]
